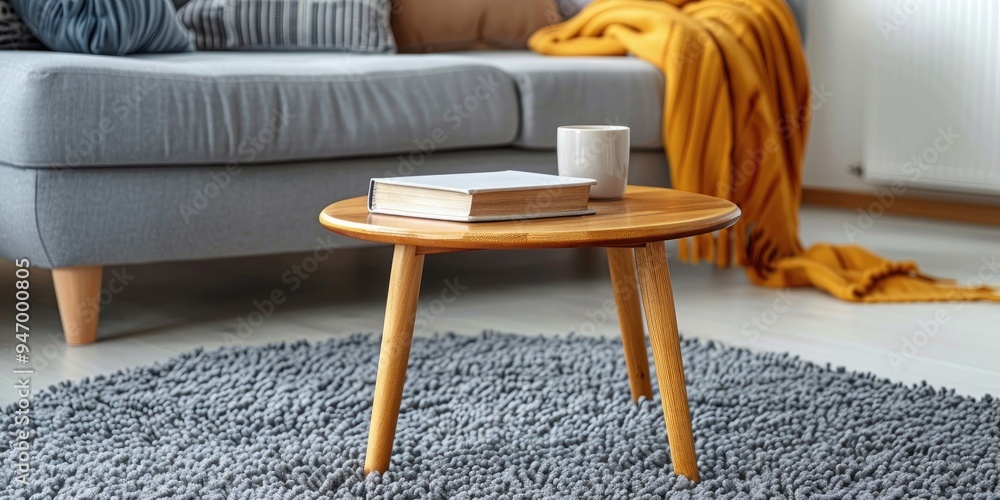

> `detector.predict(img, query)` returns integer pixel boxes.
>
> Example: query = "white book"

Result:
[368,170,597,222]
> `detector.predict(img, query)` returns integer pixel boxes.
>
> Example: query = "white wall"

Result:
[801,0,873,192]
[800,0,999,206]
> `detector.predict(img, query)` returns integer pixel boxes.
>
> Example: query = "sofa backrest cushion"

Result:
[9,0,193,55]
[0,51,519,168]
[178,0,395,53]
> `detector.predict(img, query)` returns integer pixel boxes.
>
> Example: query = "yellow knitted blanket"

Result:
[530,0,999,302]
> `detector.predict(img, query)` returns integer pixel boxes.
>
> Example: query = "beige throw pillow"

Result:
[391,0,562,53]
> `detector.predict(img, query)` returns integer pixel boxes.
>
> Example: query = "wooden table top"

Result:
[319,185,740,250]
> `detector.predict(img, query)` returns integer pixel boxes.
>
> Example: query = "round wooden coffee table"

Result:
[320,185,740,481]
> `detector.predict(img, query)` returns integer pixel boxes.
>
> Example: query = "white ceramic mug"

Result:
[557,125,630,200]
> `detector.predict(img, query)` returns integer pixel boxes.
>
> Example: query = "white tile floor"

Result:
[1,206,998,404]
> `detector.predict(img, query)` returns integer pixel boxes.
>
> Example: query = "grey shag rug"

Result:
[3,333,999,499]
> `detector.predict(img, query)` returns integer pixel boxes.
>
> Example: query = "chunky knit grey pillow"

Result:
[178,0,396,53]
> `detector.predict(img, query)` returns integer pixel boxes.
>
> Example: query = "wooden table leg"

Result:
[606,248,653,402]
[634,241,699,482]
[364,244,424,474]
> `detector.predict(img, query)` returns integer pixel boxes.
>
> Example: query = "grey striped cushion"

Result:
[0,0,42,50]
[178,0,395,52]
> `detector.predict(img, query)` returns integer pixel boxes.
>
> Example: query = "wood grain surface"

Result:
[606,247,653,402]
[636,241,699,482]
[364,245,425,473]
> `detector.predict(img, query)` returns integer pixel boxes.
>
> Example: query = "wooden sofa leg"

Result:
[52,266,103,345]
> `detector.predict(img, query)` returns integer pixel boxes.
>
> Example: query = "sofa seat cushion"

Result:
[0,52,520,168]
[0,149,669,268]
[453,51,665,150]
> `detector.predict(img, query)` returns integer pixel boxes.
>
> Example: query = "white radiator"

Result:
[863,0,1000,194]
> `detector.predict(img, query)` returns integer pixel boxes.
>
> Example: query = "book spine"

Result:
[367,179,378,212]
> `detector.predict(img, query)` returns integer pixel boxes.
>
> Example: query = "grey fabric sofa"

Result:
[0,50,670,344]
[0,0,805,345]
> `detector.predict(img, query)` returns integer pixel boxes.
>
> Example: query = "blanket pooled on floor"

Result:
[530,0,999,302]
